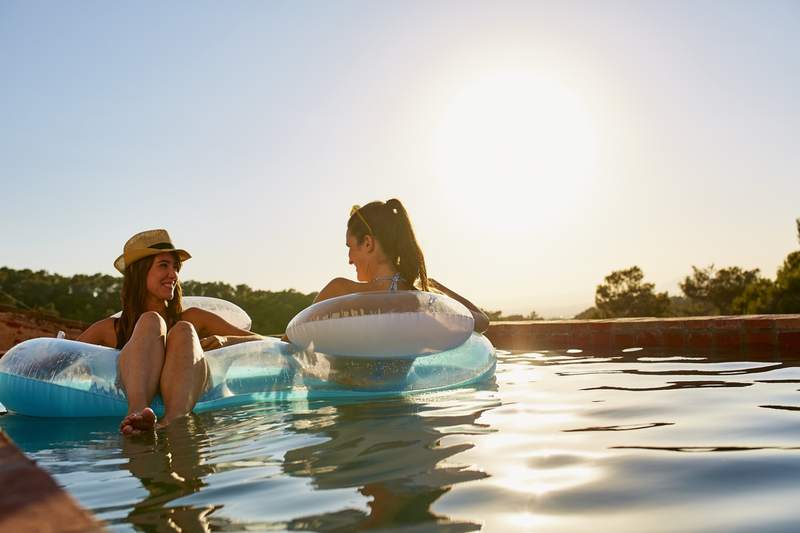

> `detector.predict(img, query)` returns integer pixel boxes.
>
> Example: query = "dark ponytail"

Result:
[385,199,428,291]
[347,199,429,291]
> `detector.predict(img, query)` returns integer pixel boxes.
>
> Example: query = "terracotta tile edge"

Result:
[486,314,800,352]
[0,431,103,532]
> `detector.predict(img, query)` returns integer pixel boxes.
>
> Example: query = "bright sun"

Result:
[432,70,599,232]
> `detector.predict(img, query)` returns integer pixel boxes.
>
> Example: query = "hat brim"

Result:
[114,248,191,274]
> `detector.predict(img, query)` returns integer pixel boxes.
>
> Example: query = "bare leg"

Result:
[158,321,210,428]
[118,311,167,436]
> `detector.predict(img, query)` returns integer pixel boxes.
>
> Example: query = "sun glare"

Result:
[432,70,599,232]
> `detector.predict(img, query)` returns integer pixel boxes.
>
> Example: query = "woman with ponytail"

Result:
[314,199,489,331]
[298,199,487,389]
[78,229,262,436]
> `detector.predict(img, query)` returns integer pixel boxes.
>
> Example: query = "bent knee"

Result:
[167,320,198,341]
[135,311,167,335]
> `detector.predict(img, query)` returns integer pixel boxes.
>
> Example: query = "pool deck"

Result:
[485,314,800,354]
[0,431,102,532]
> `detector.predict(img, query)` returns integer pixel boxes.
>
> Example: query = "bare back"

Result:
[314,276,412,304]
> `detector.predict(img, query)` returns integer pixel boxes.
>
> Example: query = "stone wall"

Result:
[486,315,800,353]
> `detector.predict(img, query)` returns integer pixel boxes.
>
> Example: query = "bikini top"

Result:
[373,272,406,292]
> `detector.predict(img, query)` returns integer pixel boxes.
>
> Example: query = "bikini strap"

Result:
[372,273,407,292]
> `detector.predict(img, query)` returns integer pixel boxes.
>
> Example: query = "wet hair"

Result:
[348,198,429,291]
[115,252,184,349]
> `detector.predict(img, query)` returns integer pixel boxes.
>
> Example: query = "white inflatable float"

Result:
[111,295,251,331]
[286,291,475,358]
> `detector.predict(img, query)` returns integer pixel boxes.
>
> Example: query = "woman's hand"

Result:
[427,277,490,333]
[200,335,228,351]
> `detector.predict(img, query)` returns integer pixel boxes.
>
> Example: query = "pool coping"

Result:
[0,431,102,532]
[485,314,800,353]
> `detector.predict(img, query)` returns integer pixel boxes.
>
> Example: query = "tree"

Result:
[595,266,670,318]
[770,250,800,313]
[500,311,542,321]
[679,264,762,315]
[526,310,542,320]
[481,309,504,321]
[731,278,775,314]
[480,309,541,321]
[574,306,601,319]
[731,218,800,314]
[0,266,316,334]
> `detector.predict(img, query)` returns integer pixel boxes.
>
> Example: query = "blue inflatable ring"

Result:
[0,334,496,417]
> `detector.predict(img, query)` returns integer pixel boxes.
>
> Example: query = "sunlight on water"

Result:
[2,347,800,532]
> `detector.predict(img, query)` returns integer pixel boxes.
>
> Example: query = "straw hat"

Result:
[113,229,191,274]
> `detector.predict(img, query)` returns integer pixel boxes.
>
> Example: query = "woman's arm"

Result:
[182,307,263,351]
[428,278,490,333]
[76,317,118,348]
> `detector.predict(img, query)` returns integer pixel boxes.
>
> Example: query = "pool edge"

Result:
[0,430,102,532]
[486,314,800,353]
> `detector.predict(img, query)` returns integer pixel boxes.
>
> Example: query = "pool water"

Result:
[2,348,799,532]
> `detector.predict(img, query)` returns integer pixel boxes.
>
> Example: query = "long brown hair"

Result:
[115,253,184,349]
[348,198,429,291]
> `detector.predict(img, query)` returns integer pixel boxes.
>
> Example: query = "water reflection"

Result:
[281,391,499,531]
[120,417,216,532]
[611,445,800,452]
[760,404,800,412]
[563,422,674,432]
[583,380,754,391]
[4,346,800,532]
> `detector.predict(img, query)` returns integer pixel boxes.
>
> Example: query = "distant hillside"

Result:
[0,267,316,335]
[0,304,86,354]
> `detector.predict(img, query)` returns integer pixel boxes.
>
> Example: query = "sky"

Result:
[1,1,798,317]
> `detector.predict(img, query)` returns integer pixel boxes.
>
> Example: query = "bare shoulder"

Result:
[77,317,117,348]
[316,277,362,302]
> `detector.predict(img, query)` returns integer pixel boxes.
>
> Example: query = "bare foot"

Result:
[120,407,157,436]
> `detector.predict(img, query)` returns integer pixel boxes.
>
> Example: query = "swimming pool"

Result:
[2,347,799,531]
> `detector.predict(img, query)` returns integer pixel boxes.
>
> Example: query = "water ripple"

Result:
[3,348,800,531]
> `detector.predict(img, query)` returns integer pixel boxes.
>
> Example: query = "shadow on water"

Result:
[0,415,119,452]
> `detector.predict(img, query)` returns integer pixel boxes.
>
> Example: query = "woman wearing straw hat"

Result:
[78,229,262,436]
